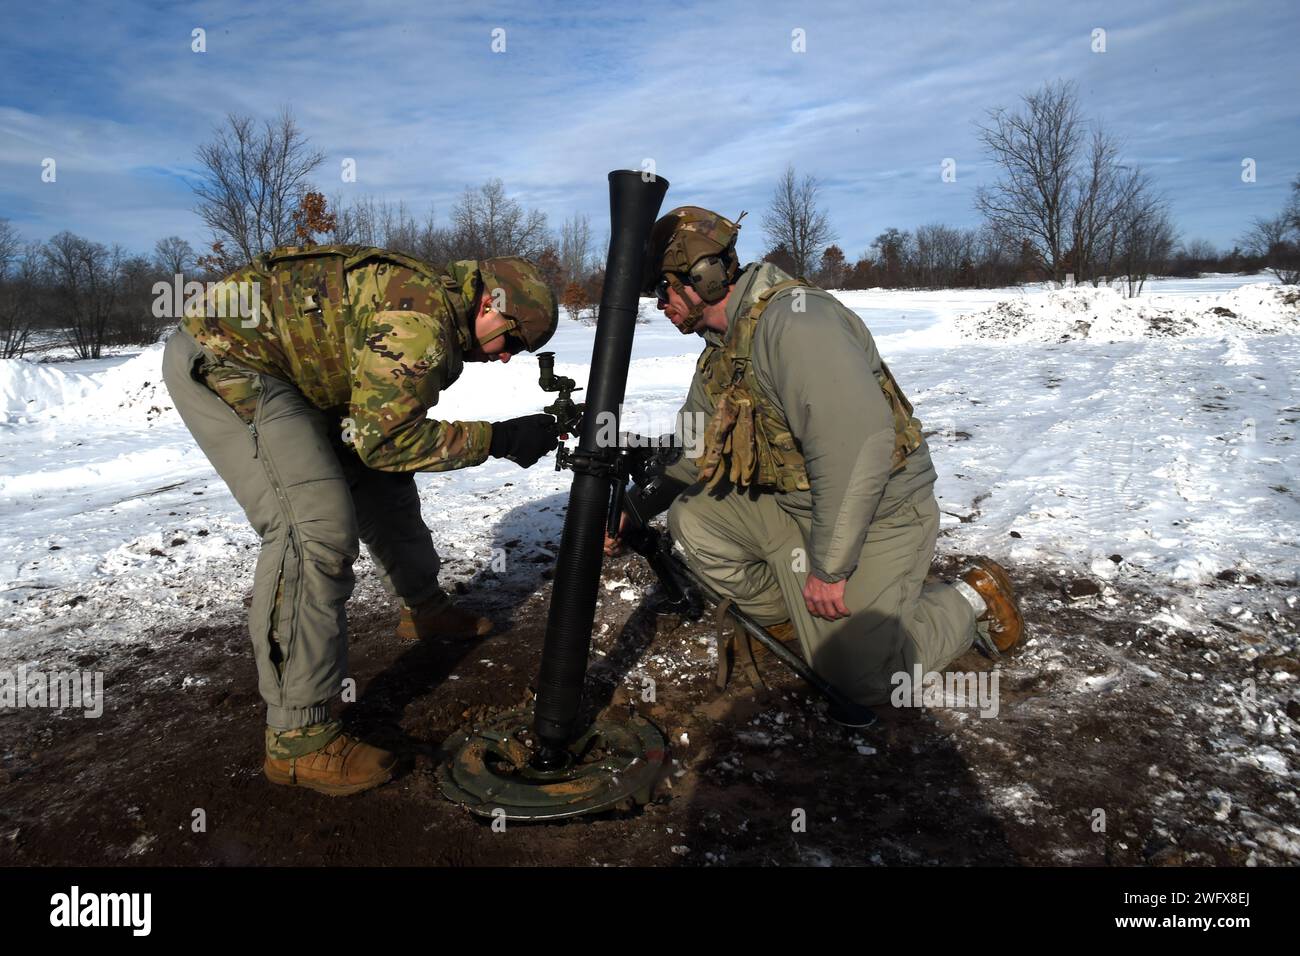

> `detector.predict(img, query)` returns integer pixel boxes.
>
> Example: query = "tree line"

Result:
[760,80,1295,294]
[0,223,204,359]
[4,84,1297,359]
[0,109,611,357]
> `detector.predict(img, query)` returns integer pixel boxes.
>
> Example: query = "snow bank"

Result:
[59,344,174,425]
[954,283,1300,343]
[0,345,175,427]
[0,359,100,422]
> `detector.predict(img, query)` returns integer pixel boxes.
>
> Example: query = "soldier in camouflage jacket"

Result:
[162,244,559,795]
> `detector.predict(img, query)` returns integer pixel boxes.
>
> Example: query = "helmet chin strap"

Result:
[476,318,517,348]
[469,288,519,350]
[666,274,708,335]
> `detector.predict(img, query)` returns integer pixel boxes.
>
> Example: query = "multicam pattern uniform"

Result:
[181,245,490,472]
[266,718,343,760]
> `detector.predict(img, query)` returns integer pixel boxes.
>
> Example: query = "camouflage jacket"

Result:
[665,262,938,583]
[180,245,490,473]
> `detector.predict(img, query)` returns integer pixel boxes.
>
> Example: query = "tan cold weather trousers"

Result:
[668,485,976,706]
[162,329,444,730]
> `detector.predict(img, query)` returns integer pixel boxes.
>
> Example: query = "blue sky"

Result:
[1,0,1297,262]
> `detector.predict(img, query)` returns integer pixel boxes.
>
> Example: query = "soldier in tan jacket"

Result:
[610,207,1024,724]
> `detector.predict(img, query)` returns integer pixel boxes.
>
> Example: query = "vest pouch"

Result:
[697,384,742,486]
[262,247,353,406]
[728,394,757,487]
[758,415,810,492]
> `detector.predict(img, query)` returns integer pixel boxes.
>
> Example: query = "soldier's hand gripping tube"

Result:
[532,171,670,764]
[624,472,688,527]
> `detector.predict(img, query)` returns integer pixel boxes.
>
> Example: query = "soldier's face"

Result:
[467,297,515,364]
[656,277,700,330]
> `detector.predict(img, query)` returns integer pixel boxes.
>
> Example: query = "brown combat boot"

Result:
[719,618,804,690]
[397,596,493,641]
[263,731,397,797]
[749,619,801,661]
[961,558,1025,652]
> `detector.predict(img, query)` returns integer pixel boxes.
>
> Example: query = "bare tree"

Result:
[970,225,1020,288]
[913,223,975,288]
[193,110,325,271]
[1070,127,1145,285]
[974,80,1084,283]
[0,218,19,276]
[1237,174,1300,284]
[451,179,549,260]
[976,80,1180,291]
[761,164,835,277]
[43,232,123,359]
[325,194,476,264]
[1168,238,1218,278]
[1242,213,1300,284]
[559,213,593,285]
[112,254,168,346]
[378,200,423,254]
[1287,174,1300,233]
[1181,238,1218,261]
[1113,179,1176,296]
[0,223,45,358]
[153,236,195,277]
[326,192,379,246]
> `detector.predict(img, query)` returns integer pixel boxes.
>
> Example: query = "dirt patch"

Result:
[1,550,1297,867]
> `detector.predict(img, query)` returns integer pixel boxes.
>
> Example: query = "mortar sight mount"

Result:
[535,351,583,437]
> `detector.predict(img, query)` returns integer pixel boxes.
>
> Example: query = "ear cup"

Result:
[689,256,729,303]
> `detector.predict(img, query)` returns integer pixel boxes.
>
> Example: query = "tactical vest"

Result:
[260,243,469,369]
[257,245,358,412]
[189,244,466,418]
[693,279,924,493]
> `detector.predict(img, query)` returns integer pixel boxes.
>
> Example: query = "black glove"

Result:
[489,414,559,467]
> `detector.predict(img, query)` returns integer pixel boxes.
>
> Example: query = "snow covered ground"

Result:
[1,273,1297,658]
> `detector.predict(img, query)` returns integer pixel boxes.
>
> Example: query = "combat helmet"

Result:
[643,206,744,333]
[448,256,558,352]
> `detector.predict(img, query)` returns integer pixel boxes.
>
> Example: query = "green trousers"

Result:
[163,330,444,730]
[668,485,976,706]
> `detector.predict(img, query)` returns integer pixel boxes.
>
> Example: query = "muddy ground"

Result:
[2,534,1298,867]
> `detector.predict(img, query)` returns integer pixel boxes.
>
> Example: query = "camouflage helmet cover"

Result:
[449,256,559,352]
[642,206,742,295]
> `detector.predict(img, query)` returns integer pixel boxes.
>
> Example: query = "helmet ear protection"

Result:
[687,247,737,304]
